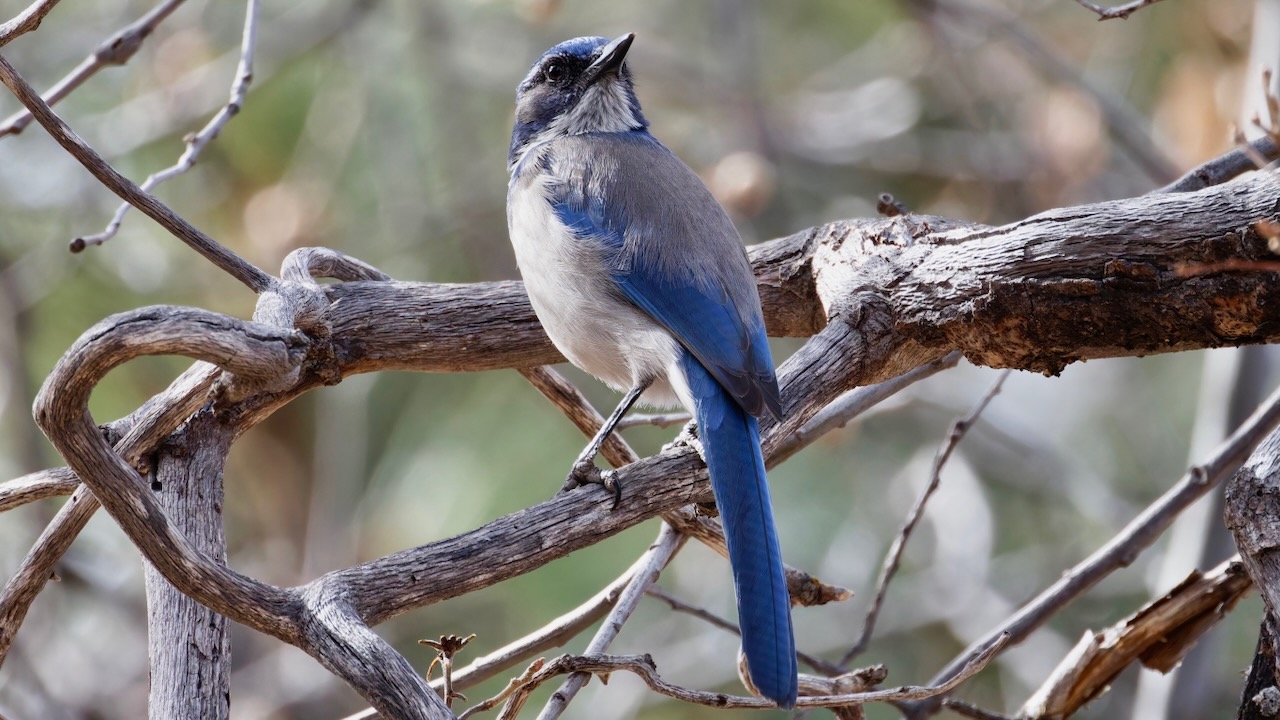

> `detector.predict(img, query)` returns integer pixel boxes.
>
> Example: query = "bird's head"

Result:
[509,33,647,169]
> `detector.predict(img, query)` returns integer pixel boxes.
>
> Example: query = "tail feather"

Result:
[681,353,798,708]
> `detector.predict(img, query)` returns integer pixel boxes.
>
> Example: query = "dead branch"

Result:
[1073,0,1169,20]
[0,0,186,138]
[535,523,685,719]
[842,371,1010,666]
[0,0,62,47]
[1226,415,1280,619]
[1020,557,1253,718]
[903,381,1280,715]
[73,0,257,250]
[0,53,273,292]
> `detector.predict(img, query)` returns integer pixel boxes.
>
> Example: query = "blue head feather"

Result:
[509,34,648,169]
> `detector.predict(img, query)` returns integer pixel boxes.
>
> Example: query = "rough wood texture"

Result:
[1020,558,1252,719]
[143,414,233,720]
[14,168,1280,716]
[1227,427,1280,617]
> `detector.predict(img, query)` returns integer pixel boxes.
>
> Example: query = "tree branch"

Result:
[11,154,1280,714]
[0,0,186,138]
[1020,557,1252,717]
[0,53,274,292]
[904,380,1280,715]
[0,0,62,47]
[73,0,257,250]
[1073,0,1169,20]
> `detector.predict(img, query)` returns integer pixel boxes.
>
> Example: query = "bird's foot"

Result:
[561,460,622,510]
[665,423,704,460]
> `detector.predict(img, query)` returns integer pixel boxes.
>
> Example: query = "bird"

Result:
[505,34,797,707]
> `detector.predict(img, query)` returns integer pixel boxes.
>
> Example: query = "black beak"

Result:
[581,33,634,86]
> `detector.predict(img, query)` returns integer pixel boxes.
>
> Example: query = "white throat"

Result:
[554,81,641,136]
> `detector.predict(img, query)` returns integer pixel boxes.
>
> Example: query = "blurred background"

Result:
[0,0,1276,718]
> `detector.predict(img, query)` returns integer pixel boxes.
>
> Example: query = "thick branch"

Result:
[324,172,1280,384]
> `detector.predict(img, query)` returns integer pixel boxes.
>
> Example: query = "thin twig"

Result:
[900,381,1280,715]
[1157,136,1280,194]
[534,523,685,720]
[616,412,690,430]
[0,53,274,292]
[339,540,668,720]
[476,636,1006,714]
[0,0,187,138]
[0,0,62,47]
[518,365,852,607]
[73,0,256,250]
[944,699,1016,720]
[644,585,843,676]
[841,370,1010,666]
[1073,0,1168,20]
[771,351,963,467]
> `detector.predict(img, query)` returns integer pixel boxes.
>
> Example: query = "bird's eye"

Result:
[543,63,567,86]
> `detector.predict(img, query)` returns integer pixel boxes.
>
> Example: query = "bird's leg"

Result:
[667,421,702,458]
[562,378,652,508]
[667,422,715,516]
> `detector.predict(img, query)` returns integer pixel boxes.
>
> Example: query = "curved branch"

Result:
[32,306,305,634]
[29,305,451,719]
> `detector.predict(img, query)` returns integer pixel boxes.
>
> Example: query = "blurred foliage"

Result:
[0,0,1275,718]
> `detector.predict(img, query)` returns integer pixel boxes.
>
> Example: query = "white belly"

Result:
[507,168,689,410]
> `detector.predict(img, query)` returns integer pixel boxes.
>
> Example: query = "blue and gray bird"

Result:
[505,34,797,707]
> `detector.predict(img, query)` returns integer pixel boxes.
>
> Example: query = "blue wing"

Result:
[547,132,782,419]
[545,131,796,707]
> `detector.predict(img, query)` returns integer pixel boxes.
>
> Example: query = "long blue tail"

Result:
[681,354,797,708]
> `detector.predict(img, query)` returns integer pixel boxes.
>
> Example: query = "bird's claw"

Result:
[561,461,622,510]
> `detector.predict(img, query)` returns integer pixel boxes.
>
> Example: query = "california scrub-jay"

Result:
[505,34,797,707]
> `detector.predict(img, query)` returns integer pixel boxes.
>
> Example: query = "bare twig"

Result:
[1158,136,1280,194]
[0,0,186,138]
[1073,0,1169,20]
[475,636,1006,714]
[458,659,547,720]
[644,585,843,676]
[419,634,476,708]
[645,585,742,636]
[901,381,1280,715]
[771,352,963,467]
[0,0,62,47]
[73,0,257,250]
[535,523,685,720]
[0,53,274,292]
[842,370,1010,666]
[944,699,1016,720]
